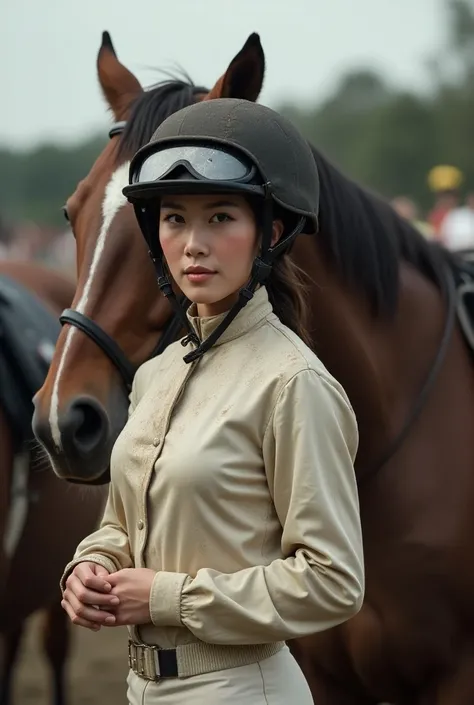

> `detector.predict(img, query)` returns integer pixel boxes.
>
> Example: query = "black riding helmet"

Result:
[123,98,320,363]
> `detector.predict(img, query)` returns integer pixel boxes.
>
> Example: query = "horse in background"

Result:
[32,31,474,705]
[0,259,106,705]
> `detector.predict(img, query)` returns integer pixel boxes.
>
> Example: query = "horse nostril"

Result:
[59,397,109,458]
[69,401,107,454]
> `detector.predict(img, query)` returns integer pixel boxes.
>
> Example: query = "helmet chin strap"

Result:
[136,203,199,348]
[136,192,305,365]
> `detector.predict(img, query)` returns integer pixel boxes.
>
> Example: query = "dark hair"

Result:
[266,254,312,346]
[250,199,312,346]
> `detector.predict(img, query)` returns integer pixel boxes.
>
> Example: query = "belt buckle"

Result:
[128,641,138,672]
[152,647,161,681]
[128,640,161,682]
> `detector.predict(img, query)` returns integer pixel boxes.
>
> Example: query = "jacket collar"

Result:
[186,286,273,347]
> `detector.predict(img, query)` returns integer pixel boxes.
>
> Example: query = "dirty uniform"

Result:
[61,286,364,704]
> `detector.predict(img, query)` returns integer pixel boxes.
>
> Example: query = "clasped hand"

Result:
[61,562,156,631]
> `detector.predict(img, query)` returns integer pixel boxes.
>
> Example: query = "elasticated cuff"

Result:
[149,571,190,627]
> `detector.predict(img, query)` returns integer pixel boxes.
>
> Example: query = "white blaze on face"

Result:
[49,162,130,451]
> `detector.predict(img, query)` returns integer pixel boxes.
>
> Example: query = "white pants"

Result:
[127,645,313,704]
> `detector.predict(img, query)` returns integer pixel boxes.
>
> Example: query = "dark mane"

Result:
[312,145,457,316]
[117,77,209,160]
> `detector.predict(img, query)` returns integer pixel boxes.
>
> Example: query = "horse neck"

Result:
[291,236,446,476]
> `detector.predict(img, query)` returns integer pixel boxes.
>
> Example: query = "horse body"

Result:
[289,240,474,703]
[0,259,106,705]
[32,32,474,705]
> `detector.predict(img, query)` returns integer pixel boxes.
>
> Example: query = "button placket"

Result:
[138,359,199,568]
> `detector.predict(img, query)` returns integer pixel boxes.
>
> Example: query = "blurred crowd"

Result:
[0,214,75,272]
[392,164,474,252]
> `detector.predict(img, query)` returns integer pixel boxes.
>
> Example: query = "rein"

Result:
[361,263,457,481]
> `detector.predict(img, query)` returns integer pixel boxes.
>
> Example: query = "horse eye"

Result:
[62,205,70,223]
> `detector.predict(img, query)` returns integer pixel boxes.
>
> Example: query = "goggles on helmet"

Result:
[131,144,259,189]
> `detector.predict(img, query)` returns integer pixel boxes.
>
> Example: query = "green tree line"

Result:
[280,0,474,212]
[1,0,473,229]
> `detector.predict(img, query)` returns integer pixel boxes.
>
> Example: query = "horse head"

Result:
[33,31,265,483]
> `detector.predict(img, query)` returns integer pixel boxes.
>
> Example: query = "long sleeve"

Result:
[59,481,134,592]
[149,368,364,644]
[59,377,142,592]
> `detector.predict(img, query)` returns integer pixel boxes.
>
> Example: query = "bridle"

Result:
[60,121,459,478]
[59,121,184,390]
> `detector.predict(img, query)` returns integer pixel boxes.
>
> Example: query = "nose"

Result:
[185,229,209,257]
[33,396,109,462]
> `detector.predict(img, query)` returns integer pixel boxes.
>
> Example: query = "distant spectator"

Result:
[440,192,474,252]
[426,165,463,240]
[391,196,434,239]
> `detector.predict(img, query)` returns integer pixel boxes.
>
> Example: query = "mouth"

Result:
[184,266,217,283]
[186,272,215,283]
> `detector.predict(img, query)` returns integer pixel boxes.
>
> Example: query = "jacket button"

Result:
[153,437,160,447]
[137,519,144,530]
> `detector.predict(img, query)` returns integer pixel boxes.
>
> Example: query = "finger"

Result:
[73,563,110,581]
[82,573,112,592]
[61,599,101,631]
[66,575,119,607]
[73,564,112,592]
[103,609,126,627]
[95,604,117,613]
[63,590,117,626]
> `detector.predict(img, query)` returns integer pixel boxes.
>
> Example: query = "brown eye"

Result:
[163,214,184,224]
[211,213,232,223]
[62,205,70,223]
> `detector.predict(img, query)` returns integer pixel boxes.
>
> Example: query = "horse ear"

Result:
[205,33,265,103]
[97,31,143,119]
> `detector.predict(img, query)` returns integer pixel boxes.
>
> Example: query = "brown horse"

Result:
[0,260,106,705]
[33,31,474,705]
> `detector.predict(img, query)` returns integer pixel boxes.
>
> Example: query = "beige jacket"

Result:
[61,286,364,648]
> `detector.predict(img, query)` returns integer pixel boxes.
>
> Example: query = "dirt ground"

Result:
[13,611,129,705]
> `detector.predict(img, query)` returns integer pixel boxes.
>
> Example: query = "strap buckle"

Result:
[251,256,272,283]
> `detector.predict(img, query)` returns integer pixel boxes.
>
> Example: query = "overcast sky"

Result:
[2,0,447,149]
